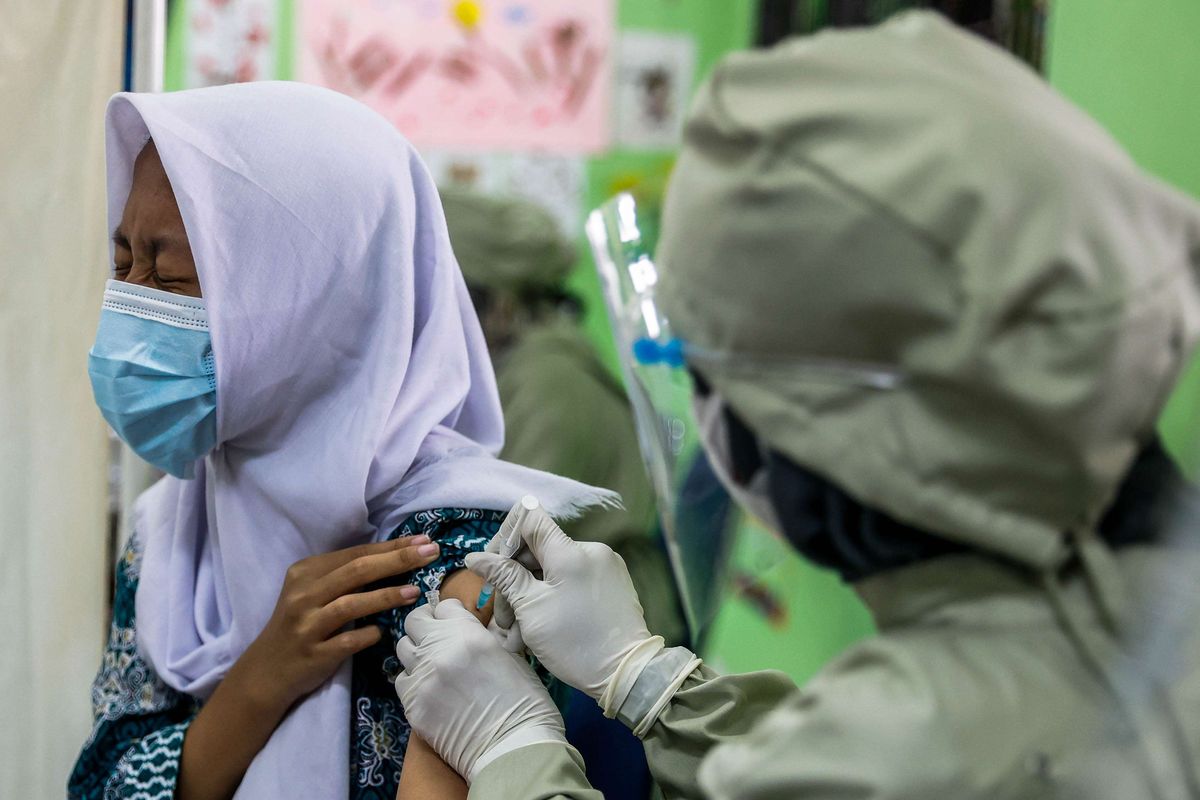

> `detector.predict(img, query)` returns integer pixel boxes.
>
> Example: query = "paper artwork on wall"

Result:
[300,0,614,154]
[422,149,585,237]
[614,31,696,149]
[184,0,278,88]
[501,153,585,236]
[422,150,509,195]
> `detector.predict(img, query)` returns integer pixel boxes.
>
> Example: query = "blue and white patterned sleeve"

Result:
[68,535,200,800]
[400,507,501,600]
[348,508,505,796]
[367,508,502,681]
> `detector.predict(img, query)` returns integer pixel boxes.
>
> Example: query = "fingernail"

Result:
[407,535,432,546]
[418,543,439,558]
[400,586,420,601]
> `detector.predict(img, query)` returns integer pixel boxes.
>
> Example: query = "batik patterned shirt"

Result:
[68,507,504,800]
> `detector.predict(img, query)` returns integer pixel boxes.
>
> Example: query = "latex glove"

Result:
[482,512,535,654]
[466,503,660,704]
[394,599,566,782]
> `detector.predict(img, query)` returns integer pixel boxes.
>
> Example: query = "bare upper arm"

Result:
[439,568,493,625]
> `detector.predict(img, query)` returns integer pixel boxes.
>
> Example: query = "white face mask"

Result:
[692,392,783,535]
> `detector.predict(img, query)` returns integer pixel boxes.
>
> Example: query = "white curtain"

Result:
[0,1,126,796]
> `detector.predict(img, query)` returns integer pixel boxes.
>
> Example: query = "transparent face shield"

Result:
[587,193,908,637]
[586,194,719,636]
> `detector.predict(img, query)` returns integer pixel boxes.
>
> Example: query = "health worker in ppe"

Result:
[392,12,1200,800]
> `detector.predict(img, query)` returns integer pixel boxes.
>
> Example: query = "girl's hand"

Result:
[177,536,440,800]
[231,535,441,714]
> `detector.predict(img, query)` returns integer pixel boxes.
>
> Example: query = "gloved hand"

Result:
[482,508,538,654]
[394,599,566,782]
[466,502,700,736]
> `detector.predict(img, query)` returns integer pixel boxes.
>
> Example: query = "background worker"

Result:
[441,188,686,798]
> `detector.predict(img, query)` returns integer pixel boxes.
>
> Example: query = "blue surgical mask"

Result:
[88,279,217,479]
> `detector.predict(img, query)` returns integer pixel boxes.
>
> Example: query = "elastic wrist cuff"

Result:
[615,646,701,737]
[599,635,665,716]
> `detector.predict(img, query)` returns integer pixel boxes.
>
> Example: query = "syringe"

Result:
[476,494,540,609]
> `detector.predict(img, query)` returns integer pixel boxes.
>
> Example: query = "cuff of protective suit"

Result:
[615,646,702,738]
[468,725,567,783]
[467,742,593,800]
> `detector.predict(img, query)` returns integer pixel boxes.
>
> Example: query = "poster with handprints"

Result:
[299,0,614,153]
[184,0,277,88]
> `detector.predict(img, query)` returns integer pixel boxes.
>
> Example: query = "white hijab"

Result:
[105,82,616,798]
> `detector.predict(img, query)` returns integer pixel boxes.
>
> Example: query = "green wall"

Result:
[701,518,877,679]
[1047,1,1200,198]
[1047,0,1200,472]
